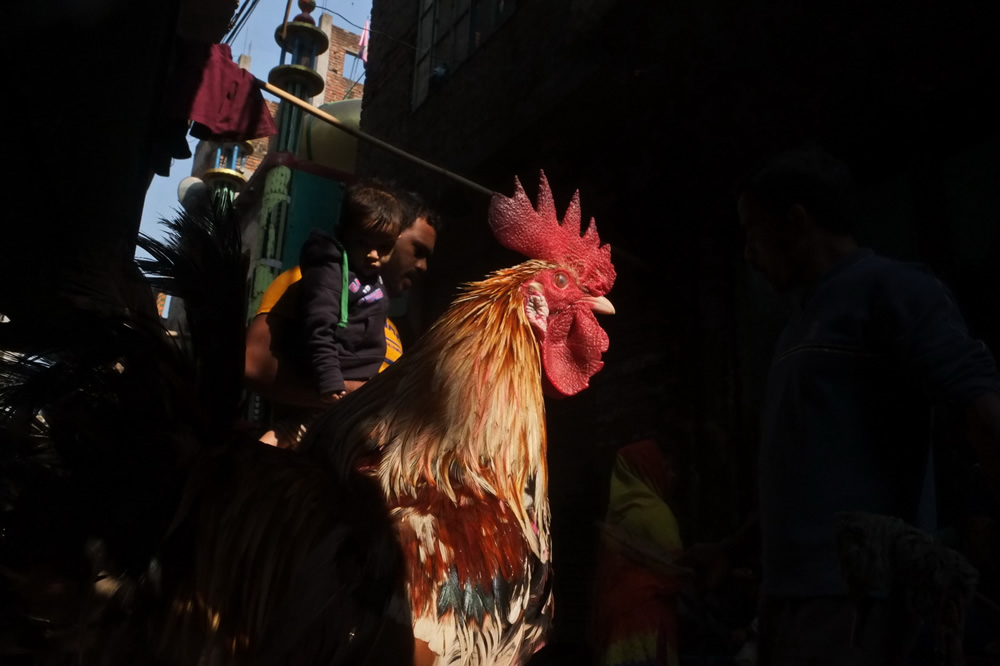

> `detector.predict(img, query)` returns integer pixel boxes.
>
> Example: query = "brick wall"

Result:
[323,24,365,103]
[243,101,280,174]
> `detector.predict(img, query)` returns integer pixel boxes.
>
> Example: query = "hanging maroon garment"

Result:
[187,43,277,142]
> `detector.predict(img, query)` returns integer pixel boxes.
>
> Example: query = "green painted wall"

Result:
[281,170,347,269]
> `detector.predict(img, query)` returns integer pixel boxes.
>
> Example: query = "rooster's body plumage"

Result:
[0,174,615,665]
[303,260,559,664]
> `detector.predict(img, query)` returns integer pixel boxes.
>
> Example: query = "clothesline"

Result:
[185,42,631,261]
[256,78,497,198]
[253,78,652,274]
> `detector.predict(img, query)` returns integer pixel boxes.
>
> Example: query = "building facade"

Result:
[358,0,1000,648]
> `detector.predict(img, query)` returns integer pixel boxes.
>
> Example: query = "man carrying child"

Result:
[254,179,405,446]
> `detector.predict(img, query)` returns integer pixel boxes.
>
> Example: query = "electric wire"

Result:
[226,0,266,45]
[228,0,254,39]
[315,6,416,50]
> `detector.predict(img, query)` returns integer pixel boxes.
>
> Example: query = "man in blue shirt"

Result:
[738,147,1000,664]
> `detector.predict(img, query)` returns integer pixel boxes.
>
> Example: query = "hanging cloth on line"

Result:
[187,43,278,142]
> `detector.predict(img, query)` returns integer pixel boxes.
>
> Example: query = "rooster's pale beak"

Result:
[581,295,615,315]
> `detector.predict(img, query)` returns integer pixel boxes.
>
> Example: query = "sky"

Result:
[138,0,372,246]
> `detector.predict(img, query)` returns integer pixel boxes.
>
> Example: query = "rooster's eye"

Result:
[553,272,569,289]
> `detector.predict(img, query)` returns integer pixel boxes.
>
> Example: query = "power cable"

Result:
[315,6,416,50]
[226,0,265,45]
[228,0,254,38]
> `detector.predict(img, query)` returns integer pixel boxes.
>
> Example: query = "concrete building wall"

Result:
[357,2,741,645]
[357,0,1000,647]
[359,0,620,185]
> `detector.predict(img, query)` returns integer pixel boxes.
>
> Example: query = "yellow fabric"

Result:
[380,318,402,372]
[256,267,302,315]
[606,452,683,555]
[592,443,683,666]
[255,266,401,373]
[603,631,660,665]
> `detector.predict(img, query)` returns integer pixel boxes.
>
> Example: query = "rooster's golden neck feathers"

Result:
[315,261,555,554]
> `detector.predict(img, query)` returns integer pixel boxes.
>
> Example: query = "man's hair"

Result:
[339,179,404,241]
[398,190,443,233]
[741,146,859,236]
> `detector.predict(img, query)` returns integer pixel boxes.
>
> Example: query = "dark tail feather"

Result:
[0,198,250,661]
[1,199,409,664]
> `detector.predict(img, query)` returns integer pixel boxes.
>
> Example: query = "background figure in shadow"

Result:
[738,146,1000,665]
[590,438,690,666]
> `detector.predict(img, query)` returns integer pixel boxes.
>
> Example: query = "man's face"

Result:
[738,194,801,291]
[383,217,437,297]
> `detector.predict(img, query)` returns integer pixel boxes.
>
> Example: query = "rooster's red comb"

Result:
[489,171,616,295]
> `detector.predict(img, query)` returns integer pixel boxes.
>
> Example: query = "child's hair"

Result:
[339,178,404,242]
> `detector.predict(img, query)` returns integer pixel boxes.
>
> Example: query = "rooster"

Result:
[0,172,615,665]
[300,172,616,663]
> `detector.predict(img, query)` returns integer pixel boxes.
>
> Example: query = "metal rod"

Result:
[280,0,294,41]
[257,79,642,268]
[257,79,496,198]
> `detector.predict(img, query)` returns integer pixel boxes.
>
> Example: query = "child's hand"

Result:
[324,390,347,403]
[343,380,366,394]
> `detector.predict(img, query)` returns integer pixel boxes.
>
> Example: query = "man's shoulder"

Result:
[839,250,939,294]
[257,267,303,315]
[803,251,950,333]
[847,251,964,332]
[868,253,944,295]
[866,251,931,274]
